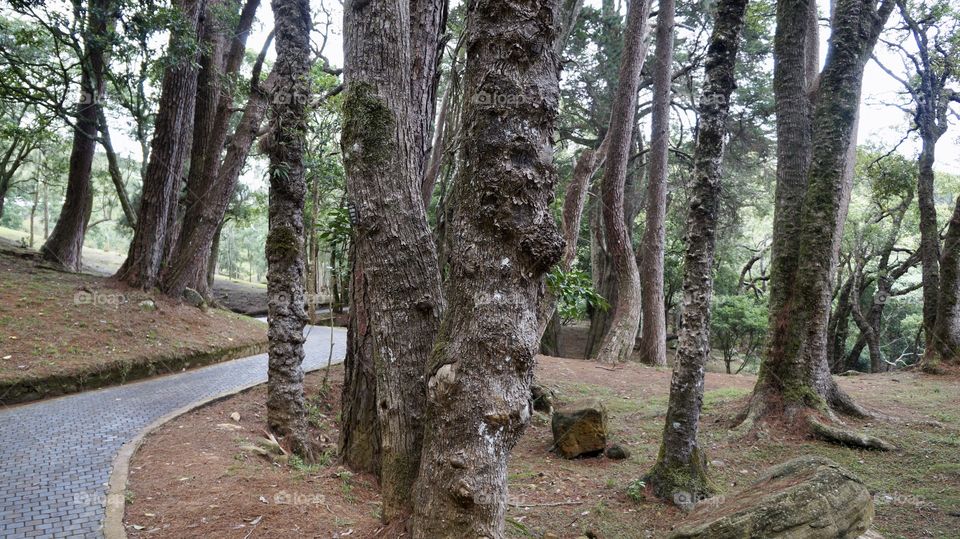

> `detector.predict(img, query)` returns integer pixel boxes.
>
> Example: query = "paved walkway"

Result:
[0,324,347,538]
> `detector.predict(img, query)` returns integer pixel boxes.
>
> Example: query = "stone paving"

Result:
[0,323,347,538]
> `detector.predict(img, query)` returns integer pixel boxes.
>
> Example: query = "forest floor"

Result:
[0,247,267,403]
[123,344,960,538]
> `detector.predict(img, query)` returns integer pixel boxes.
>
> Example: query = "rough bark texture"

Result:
[162,0,262,298]
[746,0,894,424]
[264,0,313,457]
[410,0,564,534]
[41,0,115,271]
[637,0,675,367]
[115,0,204,288]
[934,196,960,363]
[341,0,446,521]
[645,0,748,502]
[593,0,653,364]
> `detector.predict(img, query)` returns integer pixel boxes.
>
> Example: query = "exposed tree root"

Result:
[806,416,896,451]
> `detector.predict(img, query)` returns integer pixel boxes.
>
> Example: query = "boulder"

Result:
[605,443,630,460]
[531,383,555,414]
[669,455,874,539]
[183,288,206,309]
[551,398,607,458]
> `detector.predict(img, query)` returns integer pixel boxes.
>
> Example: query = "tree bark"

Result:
[410,0,564,534]
[264,0,313,457]
[933,196,960,363]
[96,105,137,228]
[645,0,748,503]
[116,0,204,288]
[161,0,263,298]
[341,0,446,521]
[637,0,675,367]
[746,0,895,425]
[593,0,653,364]
[41,0,115,271]
[917,137,941,351]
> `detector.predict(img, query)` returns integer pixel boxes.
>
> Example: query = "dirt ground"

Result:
[124,345,960,539]
[0,248,266,393]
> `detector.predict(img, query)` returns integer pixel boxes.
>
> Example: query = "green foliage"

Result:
[711,294,768,373]
[626,478,646,502]
[546,266,609,323]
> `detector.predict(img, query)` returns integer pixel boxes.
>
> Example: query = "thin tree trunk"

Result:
[41,0,115,271]
[410,0,564,533]
[116,0,204,288]
[637,0,675,367]
[594,0,653,364]
[264,0,313,458]
[645,0,748,503]
[97,106,137,228]
[341,0,446,521]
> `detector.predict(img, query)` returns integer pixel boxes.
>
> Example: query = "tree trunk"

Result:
[41,0,115,271]
[161,0,262,298]
[116,0,204,288]
[645,0,748,503]
[410,0,564,534]
[339,244,380,474]
[917,138,941,352]
[97,105,137,228]
[637,0,675,367]
[264,0,313,457]
[341,0,446,521]
[933,196,960,363]
[746,0,894,426]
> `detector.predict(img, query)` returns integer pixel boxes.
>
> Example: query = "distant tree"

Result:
[712,295,768,374]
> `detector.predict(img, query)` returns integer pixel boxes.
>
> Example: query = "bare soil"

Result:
[0,249,267,401]
[124,347,960,538]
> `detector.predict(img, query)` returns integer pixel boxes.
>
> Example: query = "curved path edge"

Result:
[102,347,344,539]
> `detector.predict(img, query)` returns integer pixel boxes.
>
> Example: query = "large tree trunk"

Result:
[264,0,313,457]
[637,0,675,367]
[341,0,446,521]
[41,0,115,271]
[410,0,564,534]
[161,0,262,298]
[917,137,941,352]
[745,0,894,427]
[933,196,960,363]
[116,0,204,288]
[593,0,653,364]
[645,0,748,503]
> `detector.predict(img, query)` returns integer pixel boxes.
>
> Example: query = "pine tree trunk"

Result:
[264,0,313,457]
[116,0,204,288]
[646,0,748,503]
[593,0,653,364]
[41,0,115,271]
[410,0,564,534]
[637,0,674,367]
[341,0,446,521]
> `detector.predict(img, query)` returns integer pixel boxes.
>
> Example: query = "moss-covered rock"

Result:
[669,455,873,538]
[551,398,607,458]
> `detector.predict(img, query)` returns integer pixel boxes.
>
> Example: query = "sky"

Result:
[106,0,960,178]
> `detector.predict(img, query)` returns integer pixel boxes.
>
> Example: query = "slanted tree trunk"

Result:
[594,0,653,364]
[410,0,564,534]
[743,0,895,432]
[341,0,446,521]
[264,0,313,457]
[637,0,675,366]
[161,0,263,298]
[116,0,204,288]
[41,0,115,271]
[96,106,137,228]
[645,0,748,503]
